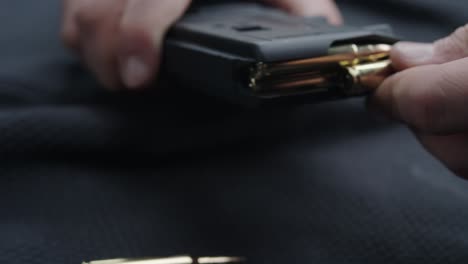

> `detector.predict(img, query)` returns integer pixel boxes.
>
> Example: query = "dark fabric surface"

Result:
[1,1,468,264]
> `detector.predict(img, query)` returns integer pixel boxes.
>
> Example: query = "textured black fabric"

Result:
[1,1,468,264]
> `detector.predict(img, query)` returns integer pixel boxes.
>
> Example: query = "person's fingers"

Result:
[416,133,468,178]
[372,24,468,133]
[372,57,468,134]
[263,0,342,25]
[391,24,468,70]
[118,0,191,89]
[73,0,127,89]
[61,0,83,51]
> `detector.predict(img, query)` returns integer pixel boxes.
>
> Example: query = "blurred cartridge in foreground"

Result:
[83,256,245,264]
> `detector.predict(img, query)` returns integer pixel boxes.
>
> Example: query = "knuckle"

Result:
[452,25,468,55]
[456,24,468,41]
[434,24,468,60]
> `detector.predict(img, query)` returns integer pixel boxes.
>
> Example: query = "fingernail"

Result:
[393,42,434,64]
[120,55,150,89]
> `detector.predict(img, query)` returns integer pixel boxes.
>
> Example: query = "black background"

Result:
[1,0,468,263]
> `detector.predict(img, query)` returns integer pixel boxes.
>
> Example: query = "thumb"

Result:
[118,0,191,89]
[391,24,468,70]
[372,56,468,134]
[372,24,468,134]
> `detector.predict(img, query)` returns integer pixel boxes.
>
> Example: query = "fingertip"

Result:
[117,30,158,90]
[117,0,191,90]
[322,0,343,26]
[119,55,154,90]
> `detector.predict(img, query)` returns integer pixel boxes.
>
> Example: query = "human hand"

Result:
[371,25,468,178]
[264,0,342,25]
[61,0,342,91]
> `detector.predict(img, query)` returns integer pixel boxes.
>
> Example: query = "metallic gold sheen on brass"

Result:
[249,43,393,98]
[83,256,246,264]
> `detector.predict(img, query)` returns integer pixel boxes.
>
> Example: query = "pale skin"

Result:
[62,1,468,178]
[372,25,468,178]
[61,0,342,90]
